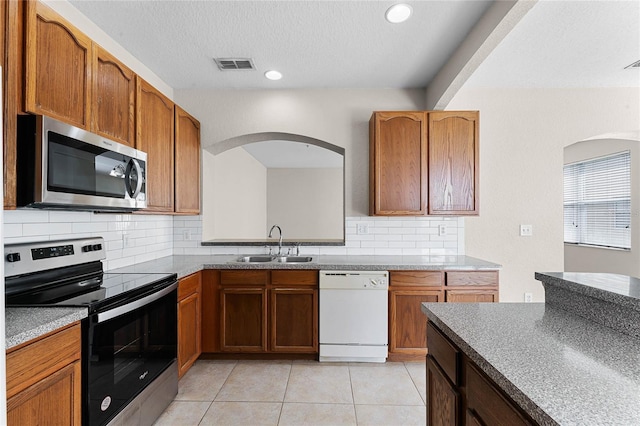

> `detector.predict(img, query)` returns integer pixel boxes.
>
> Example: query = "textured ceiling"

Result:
[465,0,640,88]
[68,0,640,91]
[68,0,493,89]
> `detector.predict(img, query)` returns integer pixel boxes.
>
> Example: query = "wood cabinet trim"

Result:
[446,271,499,287]
[390,271,444,287]
[271,270,318,286]
[427,355,459,426]
[25,0,92,128]
[427,322,459,386]
[7,360,82,426]
[220,270,269,286]
[428,110,479,215]
[174,105,201,214]
[91,43,136,147]
[178,272,202,301]
[6,322,81,399]
[370,111,428,216]
[269,287,318,353]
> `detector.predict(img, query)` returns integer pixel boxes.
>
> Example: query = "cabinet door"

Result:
[25,1,91,128]
[370,111,428,215]
[428,111,479,215]
[466,362,531,426]
[270,288,318,353]
[92,44,136,147]
[220,288,267,352]
[446,290,498,303]
[136,77,175,212]
[7,360,82,426]
[174,106,201,214]
[389,289,443,356]
[201,270,220,353]
[426,355,458,426]
[3,0,21,208]
[178,273,202,378]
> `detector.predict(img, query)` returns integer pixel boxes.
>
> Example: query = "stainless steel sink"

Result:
[235,255,275,263]
[233,255,314,263]
[275,256,314,263]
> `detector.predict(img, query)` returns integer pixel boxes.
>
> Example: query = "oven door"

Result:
[85,282,177,426]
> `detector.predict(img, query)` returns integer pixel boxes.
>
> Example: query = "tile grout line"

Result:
[276,361,294,425]
[196,360,239,426]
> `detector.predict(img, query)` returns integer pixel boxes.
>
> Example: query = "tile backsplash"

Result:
[173,215,464,256]
[3,211,464,270]
[3,210,173,271]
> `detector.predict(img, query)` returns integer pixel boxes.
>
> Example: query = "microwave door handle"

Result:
[125,158,144,198]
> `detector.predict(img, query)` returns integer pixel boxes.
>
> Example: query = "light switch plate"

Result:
[356,223,369,235]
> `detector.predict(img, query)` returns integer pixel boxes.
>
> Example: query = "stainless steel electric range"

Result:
[5,237,178,426]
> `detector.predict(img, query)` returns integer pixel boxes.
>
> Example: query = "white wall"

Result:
[174,88,426,216]
[564,138,640,278]
[267,168,343,240]
[447,87,640,301]
[208,147,267,239]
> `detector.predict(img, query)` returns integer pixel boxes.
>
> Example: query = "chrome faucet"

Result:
[268,225,283,255]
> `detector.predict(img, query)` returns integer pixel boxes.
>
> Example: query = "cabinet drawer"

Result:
[446,271,498,287]
[466,362,531,425]
[178,272,201,300]
[220,270,268,286]
[426,322,459,385]
[271,270,318,286]
[446,290,498,303]
[390,271,443,287]
[6,323,81,398]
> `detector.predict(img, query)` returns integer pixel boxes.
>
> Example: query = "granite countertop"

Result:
[6,307,88,350]
[109,254,501,278]
[421,302,640,426]
[5,254,499,350]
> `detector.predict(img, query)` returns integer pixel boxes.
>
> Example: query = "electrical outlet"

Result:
[524,292,533,303]
[356,223,370,235]
[520,224,533,237]
[122,233,132,248]
[183,229,191,241]
[438,225,446,236]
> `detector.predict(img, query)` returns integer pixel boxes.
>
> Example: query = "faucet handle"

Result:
[294,243,300,256]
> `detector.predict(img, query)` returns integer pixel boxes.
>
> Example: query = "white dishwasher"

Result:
[319,270,389,363]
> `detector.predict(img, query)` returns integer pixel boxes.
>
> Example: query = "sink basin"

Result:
[235,255,275,263]
[275,256,314,263]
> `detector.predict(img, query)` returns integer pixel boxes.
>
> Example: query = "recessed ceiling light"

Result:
[385,4,412,24]
[265,70,283,81]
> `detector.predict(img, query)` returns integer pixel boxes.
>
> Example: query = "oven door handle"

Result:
[97,282,177,324]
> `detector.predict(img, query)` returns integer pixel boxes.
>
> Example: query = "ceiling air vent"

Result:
[214,58,255,71]
[624,60,640,69]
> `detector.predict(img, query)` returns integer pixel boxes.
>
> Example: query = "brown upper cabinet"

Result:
[25,0,91,129]
[370,111,428,215]
[369,110,479,216]
[91,44,136,147]
[136,77,175,213]
[428,111,479,215]
[174,106,201,214]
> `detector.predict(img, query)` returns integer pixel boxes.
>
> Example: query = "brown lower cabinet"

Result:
[209,269,318,355]
[178,272,202,378]
[426,322,533,426]
[389,270,498,361]
[6,323,82,426]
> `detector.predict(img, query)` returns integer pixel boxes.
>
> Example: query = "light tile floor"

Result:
[154,360,426,425]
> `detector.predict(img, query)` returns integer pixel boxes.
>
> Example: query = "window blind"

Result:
[563,151,631,249]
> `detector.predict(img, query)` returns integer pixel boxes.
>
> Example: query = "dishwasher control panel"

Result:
[319,271,389,290]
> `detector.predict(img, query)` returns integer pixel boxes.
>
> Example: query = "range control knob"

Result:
[92,244,102,251]
[82,245,92,252]
[6,253,21,262]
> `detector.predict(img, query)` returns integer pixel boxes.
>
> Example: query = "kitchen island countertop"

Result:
[421,302,640,425]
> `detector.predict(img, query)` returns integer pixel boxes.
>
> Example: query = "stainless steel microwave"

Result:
[17,115,147,211]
